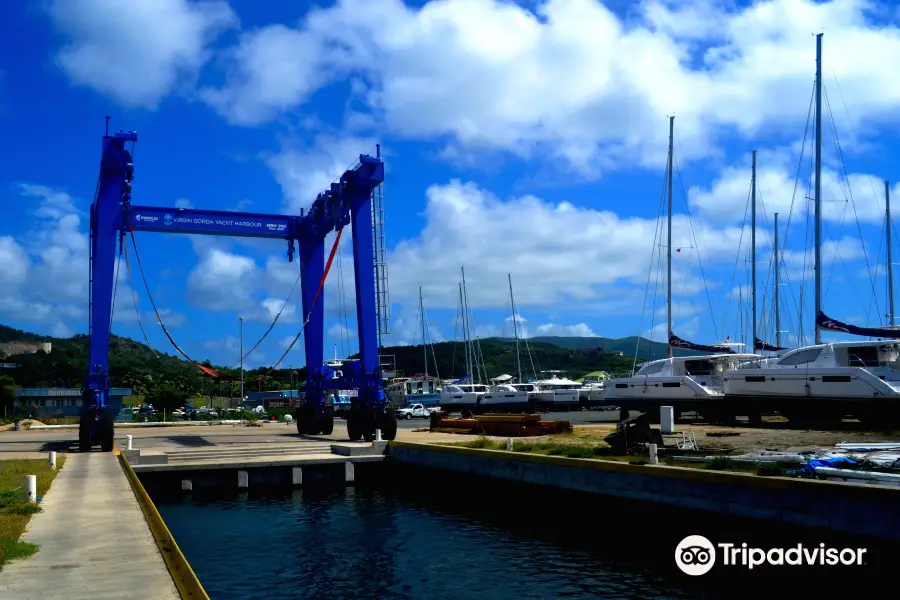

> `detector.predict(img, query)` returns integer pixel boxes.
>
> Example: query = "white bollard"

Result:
[126,435,133,450]
[375,429,383,442]
[660,406,675,434]
[25,475,37,503]
[48,451,57,470]
[506,438,513,450]
[649,443,658,465]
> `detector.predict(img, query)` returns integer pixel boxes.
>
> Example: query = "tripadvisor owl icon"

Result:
[675,535,716,576]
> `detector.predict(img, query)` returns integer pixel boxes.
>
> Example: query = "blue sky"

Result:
[2,0,900,370]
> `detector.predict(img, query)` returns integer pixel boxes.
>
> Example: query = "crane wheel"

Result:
[378,410,398,441]
[100,417,114,453]
[78,418,92,453]
[295,410,308,435]
[319,406,335,435]
[347,409,363,441]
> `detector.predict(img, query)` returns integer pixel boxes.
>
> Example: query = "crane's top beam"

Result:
[122,152,384,244]
[125,205,301,239]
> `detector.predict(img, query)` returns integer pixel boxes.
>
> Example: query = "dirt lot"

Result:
[564,423,900,454]
[400,422,900,454]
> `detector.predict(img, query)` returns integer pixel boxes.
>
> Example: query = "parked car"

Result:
[395,403,435,420]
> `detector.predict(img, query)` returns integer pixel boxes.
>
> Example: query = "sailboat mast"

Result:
[751,149,757,348]
[775,212,782,348]
[667,115,674,358]
[814,32,823,344]
[887,181,895,326]
[459,281,471,379]
[509,273,522,383]
[461,267,474,381]
[419,286,428,382]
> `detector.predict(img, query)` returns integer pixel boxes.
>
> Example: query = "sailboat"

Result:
[384,286,442,408]
[480,274,541,413]
[603,116,759,420]
[439,267,489,415]
[723,33,900,428]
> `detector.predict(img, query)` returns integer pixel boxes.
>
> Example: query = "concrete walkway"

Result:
[0,453,179,600]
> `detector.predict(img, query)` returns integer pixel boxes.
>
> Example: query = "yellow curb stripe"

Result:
[115,445,210,600]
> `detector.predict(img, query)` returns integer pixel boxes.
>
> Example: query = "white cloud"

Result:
[202,0,900,174]
[203,335,267,367]
[266,134,380,213]
[531,323,599,337]
[386,179,746,310]
[200,24,332,125]
[1,184,183,336]
[49,0,237,108]
[689,150,897,225]
[186,248,258,311]
[328,323,354,340]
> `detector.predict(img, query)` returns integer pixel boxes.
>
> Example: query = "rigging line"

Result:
[824,83,881,323]
[673,154,720,339]
[461,279,487,383]
[122,237,158,356]
[780,80,817,332]
[829,64,885,216]
[721,181,752,337]
[225,249,306,370]
[864,217,886,328]
[634,160,669,372]
[336,243,350,358]
[822,201,851,305]
[127,229,227,378]
[823,215,869,318]
[267,228,345,372]
[755,186,776,339]
[109,240,123,332]
[511,287,539,380]
[422,307,441,381]
[450,295,460,378]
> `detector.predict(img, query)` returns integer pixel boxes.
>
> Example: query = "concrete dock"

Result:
[0,453,179,600]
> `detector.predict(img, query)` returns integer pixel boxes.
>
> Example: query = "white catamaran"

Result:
[722,33,900,428]
[602,115,759,419]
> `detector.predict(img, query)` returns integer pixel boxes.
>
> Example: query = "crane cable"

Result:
[126,222,344,378]
[266,227,344,373]
[127,227,231,378]
[225,252,306,370]
[122,237,159,357]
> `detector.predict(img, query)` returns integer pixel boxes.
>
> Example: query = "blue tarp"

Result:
[450,375,471,384]
[788,456,857,476]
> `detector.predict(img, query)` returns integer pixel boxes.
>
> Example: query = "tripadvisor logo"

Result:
[675,535,867,576]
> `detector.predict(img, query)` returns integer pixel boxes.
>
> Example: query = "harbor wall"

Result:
[136,460,386,497]
[388,441,900,542]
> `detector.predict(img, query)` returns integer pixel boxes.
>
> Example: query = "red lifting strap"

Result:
[127,224,344,379]
[127,227,235,379]
[268,227,344,372]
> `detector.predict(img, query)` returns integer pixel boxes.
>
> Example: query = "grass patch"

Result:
[0,456,67,569]
[448,437,646,463]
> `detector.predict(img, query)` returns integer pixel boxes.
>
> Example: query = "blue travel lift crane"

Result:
[80,120,397,451]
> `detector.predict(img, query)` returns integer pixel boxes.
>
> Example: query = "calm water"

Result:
[154,471,893,600]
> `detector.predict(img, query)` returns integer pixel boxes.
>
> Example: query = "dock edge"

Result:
[388,441,900,501]
[115,445,210,600]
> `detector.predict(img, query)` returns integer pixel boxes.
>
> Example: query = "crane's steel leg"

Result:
[299,238,328,435]
[82,132,133,452]
[351,188,396,442]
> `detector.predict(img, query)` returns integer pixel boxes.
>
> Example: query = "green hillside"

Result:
[496,335,707,359]
[363,338,640,380]
[1,321,717,399]
[0,324,300,396]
